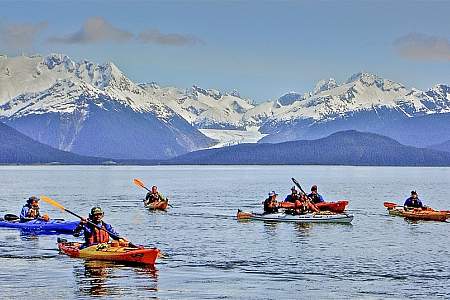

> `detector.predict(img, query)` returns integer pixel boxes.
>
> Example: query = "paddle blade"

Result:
[383,202,398,209]
[40,196,66,212]
[133,178,146,189]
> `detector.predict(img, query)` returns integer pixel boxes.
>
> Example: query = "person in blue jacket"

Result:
[404,191,424,209]
[285,187,300,203]
[307,185,324,204]
[20,196,47,222]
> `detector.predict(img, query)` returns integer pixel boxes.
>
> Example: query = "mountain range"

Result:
[0,53,449,159]
[2,120,449,166]
[167,130,450,166]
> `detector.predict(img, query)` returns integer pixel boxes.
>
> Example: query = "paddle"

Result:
[133,178,173,208]
[40,196,138,248]
[4,214,20,222]
[384,202,401,209]
[291,178,319,212]
[3,213,64,222]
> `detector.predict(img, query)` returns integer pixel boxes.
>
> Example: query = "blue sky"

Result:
[1,0,449,102]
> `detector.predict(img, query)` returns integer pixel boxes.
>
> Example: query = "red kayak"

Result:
[315,201,349,213]
[279,200,348,213]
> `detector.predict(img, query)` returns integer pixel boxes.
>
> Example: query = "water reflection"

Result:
[73,261,158,297]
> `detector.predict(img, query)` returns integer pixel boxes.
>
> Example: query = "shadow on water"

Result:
[73,260,158,297]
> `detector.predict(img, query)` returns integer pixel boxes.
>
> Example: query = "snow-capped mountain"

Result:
[139,83,255,129]
[1,53,449,157]
[0,54,212,159]
[258,72,450,146]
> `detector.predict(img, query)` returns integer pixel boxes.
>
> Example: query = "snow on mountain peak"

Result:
[229,89,241,98]
[43,53,76,72]
[345,72,405,92]
[192,85,223,100]
[313,78,338,95]
[278,92,303,106]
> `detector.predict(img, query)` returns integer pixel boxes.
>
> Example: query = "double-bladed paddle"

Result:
[40,196,138,248]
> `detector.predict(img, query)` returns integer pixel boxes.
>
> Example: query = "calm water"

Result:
[0,165,449,299]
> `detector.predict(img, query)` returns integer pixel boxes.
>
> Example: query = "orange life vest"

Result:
[87,223,110,245]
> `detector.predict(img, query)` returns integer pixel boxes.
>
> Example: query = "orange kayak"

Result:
[402,209,448,222]
[58,240,160,265]
[386,206,448,222]
[145,200,169,210]
[279,200,348,213]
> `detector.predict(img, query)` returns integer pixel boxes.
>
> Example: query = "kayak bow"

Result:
[0,219,78,233]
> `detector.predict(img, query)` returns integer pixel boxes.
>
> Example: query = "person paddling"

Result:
[264,191,279,214]
[308,185,324,204]
[404,191,424,210]
[144,186,168,206]
[20,196,49,222]
[285,187,300,203]
[74,207,126,247]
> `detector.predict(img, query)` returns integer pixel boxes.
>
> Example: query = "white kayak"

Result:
[237,210,354,224]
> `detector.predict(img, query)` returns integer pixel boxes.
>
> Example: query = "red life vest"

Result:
[87,223,110,245]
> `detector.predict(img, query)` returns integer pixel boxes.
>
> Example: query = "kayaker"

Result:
[20,196,49,222]
[74,207,125,247]
[264,191,279,214]
[144,186,167,205]
[404,191,424,210]
[308,185,324,204]
[285,187,300,203]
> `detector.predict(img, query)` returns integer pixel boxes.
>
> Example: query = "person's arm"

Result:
[73,223,84,236]
[104,223,120,240]
[404,198,412,209]
[73,218,90,236]
[144,192,151,202]
[318,194,324,202]
[418,199,424,208]
[159,192,167,201]
[20,207,34,222]
[19,207,28,219]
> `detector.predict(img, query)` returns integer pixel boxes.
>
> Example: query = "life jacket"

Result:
[264,198,278,213]
[146,192,162,203]
[86,222,110,245]
[27,205,40,218]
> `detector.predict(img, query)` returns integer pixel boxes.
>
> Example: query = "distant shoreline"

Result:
[1,163,450,167]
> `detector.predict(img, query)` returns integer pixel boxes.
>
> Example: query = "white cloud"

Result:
[48,16,133,44]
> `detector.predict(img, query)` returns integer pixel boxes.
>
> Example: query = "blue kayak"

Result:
[0,219,78,233]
